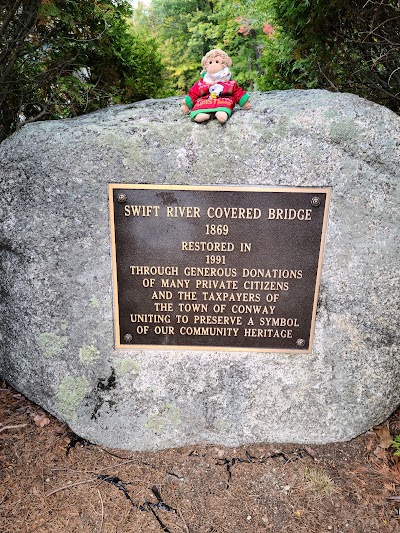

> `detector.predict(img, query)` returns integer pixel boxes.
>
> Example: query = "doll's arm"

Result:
[181,101,190,114]
[232,82,251,109]
[181,81,201,114]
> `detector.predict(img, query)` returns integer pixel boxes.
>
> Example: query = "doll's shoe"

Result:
[216,111,228,124]
[194,113,211,123]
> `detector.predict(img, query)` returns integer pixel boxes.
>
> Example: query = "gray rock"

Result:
[0,89,399,450]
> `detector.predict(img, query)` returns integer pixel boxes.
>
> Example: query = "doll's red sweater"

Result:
[185,79,250,119]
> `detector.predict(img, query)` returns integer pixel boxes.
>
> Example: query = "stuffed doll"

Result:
[181,49,251,124]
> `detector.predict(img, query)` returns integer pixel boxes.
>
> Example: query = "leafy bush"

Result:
[391,436,400,456]
[266,0,400,113]
[0,0,164,141]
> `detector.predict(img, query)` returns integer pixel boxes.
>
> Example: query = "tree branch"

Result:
[16,105,48,131]
[0,0,23,40]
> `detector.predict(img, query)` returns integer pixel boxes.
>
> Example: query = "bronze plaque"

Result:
[109,184,331,353]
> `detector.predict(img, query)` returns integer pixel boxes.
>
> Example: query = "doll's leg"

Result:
[215,111,228,124]
[193,113,211,123]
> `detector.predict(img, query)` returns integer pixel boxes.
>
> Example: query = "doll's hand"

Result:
[181,102,190,114]
[242,100,251,110]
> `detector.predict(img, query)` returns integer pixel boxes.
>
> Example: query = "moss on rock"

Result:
[56,375,89,420]
[36,332,67,359]
[79,344,100,364]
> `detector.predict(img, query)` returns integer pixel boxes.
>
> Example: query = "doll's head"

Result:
[180,47,251,124]
[201,49,232,75]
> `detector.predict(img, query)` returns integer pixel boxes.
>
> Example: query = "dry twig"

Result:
[0,423,28,433]
[97,488,104,532]
[45,478,97,497]
[170,482,190,533]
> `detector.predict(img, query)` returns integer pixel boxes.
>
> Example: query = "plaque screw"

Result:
[117,193,127,203]
[123,334,133,343]
[311,197,321,207]
[296,338,306,348]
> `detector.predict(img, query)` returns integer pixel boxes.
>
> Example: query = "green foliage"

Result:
[3,0,396,139]
[266,0,400,112]
[133,0,399,113]
[145,0,217,93]
[257,31,295,91]
[137,0,273,95]
[0,0,164,140]
[391,436,400,456]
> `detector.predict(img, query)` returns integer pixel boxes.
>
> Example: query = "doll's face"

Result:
[206,55,226,74]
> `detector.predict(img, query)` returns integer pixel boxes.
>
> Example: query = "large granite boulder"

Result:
[0,89,399,450]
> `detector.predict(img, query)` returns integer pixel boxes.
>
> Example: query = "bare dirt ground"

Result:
[1,382,400,533]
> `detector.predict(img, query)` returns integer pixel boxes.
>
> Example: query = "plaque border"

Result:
[108,184,331,353]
